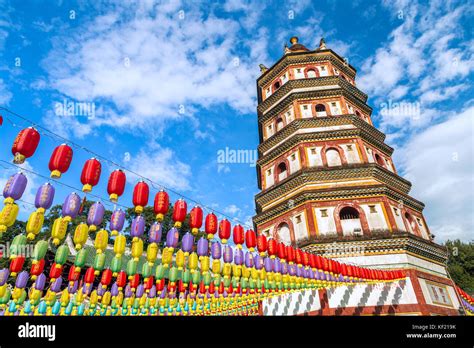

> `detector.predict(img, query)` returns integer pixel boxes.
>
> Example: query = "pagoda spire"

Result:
[319,37,326,50]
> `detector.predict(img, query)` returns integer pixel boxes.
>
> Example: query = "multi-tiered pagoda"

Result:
[253,37,462,315]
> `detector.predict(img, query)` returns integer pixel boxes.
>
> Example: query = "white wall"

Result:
[342,144,361,164]
[265,168,274,188]
[315,207,337,235]
[307,147,323,167]
[361,203,388,231]
[300,104,313,118]
[288,152,300,173]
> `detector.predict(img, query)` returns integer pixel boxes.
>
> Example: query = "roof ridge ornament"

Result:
[319,37,326,50]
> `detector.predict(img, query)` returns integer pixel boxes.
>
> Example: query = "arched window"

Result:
[339,207,363,236]
[277,222,292,245]
[273,81,281,91]
[374,153,385,167]
[276,117,284,131]
[326,148,342,167]
[306,69,317,78]
[315,104,327,117]
[355,110,362,118]
[277,162,287,181]
[340,74,347,81]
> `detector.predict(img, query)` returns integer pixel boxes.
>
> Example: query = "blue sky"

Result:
[0,0,472,242]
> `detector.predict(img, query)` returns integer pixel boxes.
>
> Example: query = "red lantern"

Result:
[132,181,149,214]
[257,234,267,255]
[68,266,80,282]
[218,282,224,295]
[295,249,303,265]
[205,213,218,239]
[286,246,295,263]
[156,278,165,291]
[302,252,310,267]
[100,269,113,288]
[189,206,203,235]
[153,191,169,221]
[218,219,231,244]
[209,281,215,294]
[315,255,323,270]
[309,253,317,269]
[172,199,187,228]
[277,242,286,260]
[12,127,40,164]
[245,229,257,251]
[84,267,95,284]
[49,144,73,178]
[30,259,45,278]
[233,224,245,246]
[49,263,63,280]
[268,239,277,258]
[144,276,154,290]
[116,271,127,289]
[107,169,126,202]
[199,281,206,294]
[9,256,25,276]
[80,158,101,192]
[129,274,140,289]
[341,263,348,276]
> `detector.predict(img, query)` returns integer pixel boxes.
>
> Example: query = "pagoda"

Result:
[253,37,462,315]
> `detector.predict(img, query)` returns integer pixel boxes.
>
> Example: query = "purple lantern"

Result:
[15,271,29,288]
[245,252,254,268]
[181,232,194,254]
[109,209,125,236]
[111,283,119,297]
[97,286,106,297]
[255,254,264,270]
[274,259,281,274]
[3,172,27,203]
[281,261,288,275]
[136,284,144,297]
[296,265,304,278]
[211,242,221,259]
[223,245,233,263]
[234,248,243,265]
[131,215,145,240]
[68,280,78,294]
[166,227,179,248]
[288,264,296,276]
[0,269,9,286]
[124,284,133,298]
[34,183,55,211]
[87,202,105,231]
[148,222,162,243]
[34,273,46,291]
[148,285,156,298]
[264,257,273,272]
[50,277,62,292]
[197,238,209,257]
[61,192,81,220]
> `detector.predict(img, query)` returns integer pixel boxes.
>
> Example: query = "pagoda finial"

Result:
[319,37,326,50]
[259,64,268,73]
[290,36,299,45]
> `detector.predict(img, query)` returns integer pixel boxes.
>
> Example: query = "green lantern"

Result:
[55,245,69,265]
[33,240,48,261]
[74,248,88,268]
[141,263,152,278]
[126,259,138,276]
[94,253,106,273]
[111,256,122,274]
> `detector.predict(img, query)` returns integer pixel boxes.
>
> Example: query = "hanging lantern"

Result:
[3,172,27,205]
[182,232,194,255]
[34,182,55,213]
[11,127,40,164]
[9,256,25,277]
[153,191,169,221]
[172,199,187,228]
[107,170,126,202]
[257,234,267,256]
[233,224,244,247]
[49,144,73,179]
[113,234,126,258]
[267,239,278,259]
[189,206,203,235]
[101,269,113,289]
[80,158,101,192]
[94,229,109,254]
[30,259,45,279]
[218,219,231,244]
[165,227,179,249]
[132,181,149,214]
[0,202,19,237]
[51,216,69,245]
[245,229,257,251]
[109,209,125,236]
[87,201,105,231]
[73,223,89,250]
[61,192,81,222]
[131,215,145,242]
[205,213,218,239]
[131,238,143,262]
[148,222,162,244]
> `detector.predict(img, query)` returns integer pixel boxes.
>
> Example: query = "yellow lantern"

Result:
[131,238,143,261]
[113,234,126,257]
[146,243,158,266]
[90,290,98,305]
[175,249,185,270]
[200,256,210,273]
[94,229,109,254]
[212,259,221,274]
[161,247,173,267]
[102,291,111,306]
[26,210,44,240]
[188,252,198,272]
[0,203,19,236]
[51,217,68,245]
[73,223,89,250]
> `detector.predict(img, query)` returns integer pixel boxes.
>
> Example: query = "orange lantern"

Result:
[49,144,73,178]
[107,169,126,202]
[205,213,218,239]
[233,224,244,247]
[132,181,149,214]
[218,219,231,244]
[153,190,169,221]
[80,158,101,192]
[189,206,203,235]
[245,229,257,251]
[172,199,187,228]
[11,127,40,164]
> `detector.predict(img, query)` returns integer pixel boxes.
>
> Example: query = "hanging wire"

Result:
[0,106,253,229]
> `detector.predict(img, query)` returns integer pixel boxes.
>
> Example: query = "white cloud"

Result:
[0,78,12,104]
[126,143,192,191]
[224,204,241,216]
[395,106,474,242]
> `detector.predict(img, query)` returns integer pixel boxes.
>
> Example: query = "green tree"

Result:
[445,239,474,295]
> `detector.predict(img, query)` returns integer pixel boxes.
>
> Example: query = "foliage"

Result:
[445,239,474,295]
